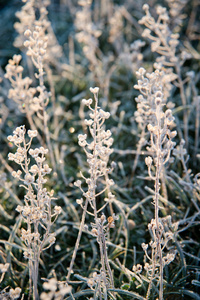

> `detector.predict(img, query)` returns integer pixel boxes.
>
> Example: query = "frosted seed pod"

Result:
[170,131,177,139]
[43,278,57,291]
[9,287,21,299]
[24,40,30,47]
[54,206,62,214]
[84,119,93,126]
[82,99,87,105]
[24,173,34,185]
[147,124,154,132]
[155,97,162,106]
[83,224,88,231]
[142,28,151,38]
[16,205,23,213]
[78,134,87,141]
[0,263,9,273]
[76,198,83,205]
[100,214,106,222]
[89,87,99,94]
[24,29,32,37]
[141,243,148,251]
[143,4,149,11]
[111,161,116,169]
[107,179,114,186]
[27,130,37,138]
[49,236,56,245]
[138,67,146,76]
[87,278,95,288]
[74,180,82,187]
[91,228,98,236]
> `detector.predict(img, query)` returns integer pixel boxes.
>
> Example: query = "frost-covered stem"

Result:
[154,102,163,300]
[32,235,39,300]
[194,96,199,158]
[105,172,114,216]
[67,198,89,281]
[130,128,146,185]
[92,92,98,222]
[146,248,156,300]
[24,137,39,299]
[102,231,114,288]
[38,63,56,173]
[92,93,107,278]
[161,169,168,204]
[25,106,44,146]
[43,110,56,172]
[32,264,39,300]
[25,27,57,172]
[45,64,58,134]
[154,102,161,226]
[154,167,164,300]
[191,81,199,158]
[98,229,107,282]
[175,64,188,149]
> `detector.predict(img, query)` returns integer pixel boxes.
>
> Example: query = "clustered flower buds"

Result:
[75,2,102,75]
[40,277,72,300]
[4,55,36,113]
[135,68,176,178]
[0,263,21,299]
[7,125,61,296]
[76,88,116,209]
[72,88,116,294]
[87,270,108,298]
[0,263,9,273]
[139,4,180,67]
[14,0,62,62]
[9,287,22,300]
[133,67,177,299]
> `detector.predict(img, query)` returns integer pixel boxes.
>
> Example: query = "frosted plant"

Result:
[139,4,180,67]
[40,277,72,300]
[132,67,173,184]
[24,26,50,114]
[14,0,35,49]
[139,4,192,148]
[109,7,124,54]
[7,126,61,300]
[194,173,200,207]
[116,40,145,76]
[12,0,62,144]
[14,0,62,65]
[172,139,200,199]
[185,72,200,158]
[0,75,9,131]
[67,87,117,298]
[133,68,177,300]
[166,0,188,31]
[4,54,44,145]
[5,25,56,171]
[129,40,145,71]
[75,1,103,86]
[0,262,10,285]
[173,139,191,185]
[4,54,35,112]
[0,285,22,300]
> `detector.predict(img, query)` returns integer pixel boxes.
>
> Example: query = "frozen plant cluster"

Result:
[67,87,118,299]
[133,67,177,299]
[7,126,61,299]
